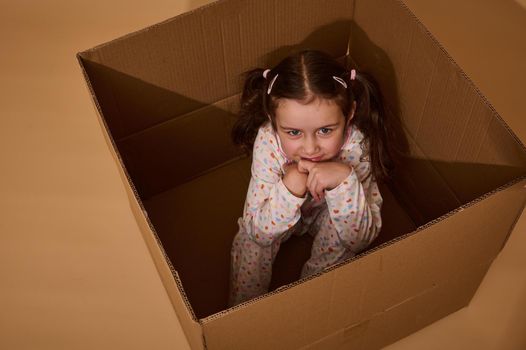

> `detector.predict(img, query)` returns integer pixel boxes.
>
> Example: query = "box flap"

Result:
[78,0,354,128]
[402,0,526,147]
[201,179,526,349]
[305,260,491,350]
[349,0,526,227]
[77,54,205,350]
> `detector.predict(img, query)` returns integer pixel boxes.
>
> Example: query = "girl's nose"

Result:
[303,136,320,155]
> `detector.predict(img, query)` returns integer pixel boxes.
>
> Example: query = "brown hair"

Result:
[232,50,395,181]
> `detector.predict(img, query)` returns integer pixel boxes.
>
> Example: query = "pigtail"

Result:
[350,71,396,182]
[231,68,270,153]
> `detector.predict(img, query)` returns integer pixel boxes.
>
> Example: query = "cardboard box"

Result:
[76,0,526,348]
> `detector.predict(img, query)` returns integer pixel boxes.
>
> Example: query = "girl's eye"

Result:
[318,128,332,135]
[287,130,301,136]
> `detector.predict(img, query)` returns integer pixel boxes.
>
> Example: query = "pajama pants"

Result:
[228,209,356,307]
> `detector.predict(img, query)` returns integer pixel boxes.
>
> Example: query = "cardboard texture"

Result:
[77,0,526,348]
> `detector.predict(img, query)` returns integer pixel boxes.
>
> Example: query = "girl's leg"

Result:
[228,224,291,307]
[300,210,355,279]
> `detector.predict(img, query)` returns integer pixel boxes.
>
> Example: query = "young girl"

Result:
[229,50,394,307]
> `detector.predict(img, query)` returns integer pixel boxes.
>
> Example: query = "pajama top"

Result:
[238,121,383,252]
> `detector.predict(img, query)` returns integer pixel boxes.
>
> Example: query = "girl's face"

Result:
[274,98,353,162]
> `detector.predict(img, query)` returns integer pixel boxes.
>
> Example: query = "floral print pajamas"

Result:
[229,122,382,306]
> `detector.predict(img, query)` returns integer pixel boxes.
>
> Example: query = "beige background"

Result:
[0,0,524,349]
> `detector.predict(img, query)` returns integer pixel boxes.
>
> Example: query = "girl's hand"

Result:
[282,162,308,198]
[297,160,352,201]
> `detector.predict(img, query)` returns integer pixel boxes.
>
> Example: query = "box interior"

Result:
[78,0,526,331]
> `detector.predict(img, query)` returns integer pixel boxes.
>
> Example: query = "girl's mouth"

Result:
[301,156,323,162]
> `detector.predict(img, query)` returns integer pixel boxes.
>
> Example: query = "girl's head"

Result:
[233,49,395,181]
[264,50,356,162]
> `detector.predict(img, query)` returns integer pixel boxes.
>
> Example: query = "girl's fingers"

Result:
[297,160,306,173]
[298,159,314,173]
[306,169,326,201]
[306,171,314,193]
[315,182,325,202]
[318,184,325,201]
[309,176,318,201]
[305,165,330,201]
[297,162,308,174]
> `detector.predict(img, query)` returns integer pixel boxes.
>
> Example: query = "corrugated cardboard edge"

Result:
[76,53,206,350]
[202,174,526,323]
[200,178,526,349]
[394,0,526,151]
[350,0,526,222]
[299,260,492,350]
[82,0,224,56]
[332,175,526,283]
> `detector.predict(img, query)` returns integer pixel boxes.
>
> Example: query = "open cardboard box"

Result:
[76,0,526,348]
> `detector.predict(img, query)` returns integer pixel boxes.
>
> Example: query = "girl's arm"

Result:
[241,126,307,247]
[324,160,383,253]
